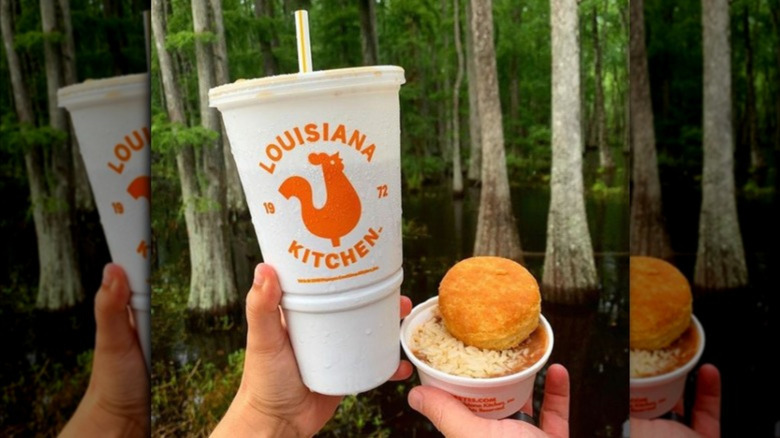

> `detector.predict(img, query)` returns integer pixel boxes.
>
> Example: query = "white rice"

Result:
[630,347,681,378]
[410,310,531,378]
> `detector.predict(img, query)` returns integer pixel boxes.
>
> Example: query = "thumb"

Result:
[94,264,136,355]
[245,264,288,356]
[408,386,490,437]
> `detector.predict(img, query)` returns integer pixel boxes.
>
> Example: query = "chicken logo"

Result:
[127,176,150,201]
[279,152,361,247]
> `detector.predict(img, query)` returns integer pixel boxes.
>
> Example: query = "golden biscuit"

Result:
[630,256,692,350]
[439,257,541,350]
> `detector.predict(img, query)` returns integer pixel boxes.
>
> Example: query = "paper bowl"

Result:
[629,315,705,419]
[400,296,554,419]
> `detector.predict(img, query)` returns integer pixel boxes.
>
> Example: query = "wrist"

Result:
[212,391,301,438]
[60,391,149,438]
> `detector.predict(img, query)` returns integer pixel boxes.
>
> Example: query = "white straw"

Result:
[295,10,313,73]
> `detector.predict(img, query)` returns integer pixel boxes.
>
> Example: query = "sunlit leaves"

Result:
[152,113,219,154]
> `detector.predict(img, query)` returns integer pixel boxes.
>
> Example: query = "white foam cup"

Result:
[401,297,554,420]
[209,67,405,295]
[210,67,406,394]
[58,74,151,371]
[629,315,705,419]
[281,269,403,395]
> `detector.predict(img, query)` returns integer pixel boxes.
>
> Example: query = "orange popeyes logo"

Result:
[105,127,150,261]
[279,152,361,247]
[127,176,150,201]
[261,122,388,281]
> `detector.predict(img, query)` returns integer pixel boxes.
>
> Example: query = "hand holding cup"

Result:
[211,264,413,437]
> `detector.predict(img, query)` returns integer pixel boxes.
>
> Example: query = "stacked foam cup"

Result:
[209,10,405,395]
[57,74,152,372]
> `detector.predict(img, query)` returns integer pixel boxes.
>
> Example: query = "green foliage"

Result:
[1,119,67,154]
[590,179,624,199]
[741,179,775,200]
[402,155,446,191]
[188,195,224,213]
[13,31,61,50]
[506,125,552,186]
[166,31,217,50]
[0,350,93,434]
[0,277,35,314]
[320,392,391,437]
[152,350,244,436]
[402,218,429,240]
[152,113,219,153]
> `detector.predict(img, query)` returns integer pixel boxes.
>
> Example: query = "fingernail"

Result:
[408,388,422,411]
[253,264,265,287]
[102,264,115,289]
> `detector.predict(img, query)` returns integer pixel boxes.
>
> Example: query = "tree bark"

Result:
[40,0,84,309]
[542,0,598,303]
[629,0,671,259]
[451,0,464,196]
[153,0,238,311]
[210,0,229,86]
[439,0,449,162]
[465,0,481,182]
[470,0,522,261]
[620,0,630,155]
[103,0,128,75]
[41,0,65,132]
[254,0,278,76]
[358,0,379,65]
[508,56,519,150]
[695,0,748,290]
[58,0,96,212]
[592,5,613,171]
[771,3,780,156]
[211,0,247,214]
[190,0,238,309]
[209,0,250,295]
[2,0,84,309]
[507,4,522,150]
[742,6,763,173]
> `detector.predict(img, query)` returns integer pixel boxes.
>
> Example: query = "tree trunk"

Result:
[190,0,238,309]
[695,0,748,290]
[470,0,522,261]
[210,0,229,86]
[209,0,250,295]
[255,0,277,76]
[772,4,780,156]
[41,0,65,132]
[153,0,238,311]
[211,0,247,214]
[2,0,84,309]
[40,0,84,309]
[439,0,449,162]
[629,0,671,259]
[1,0,34,126]
[506,0,522,151]
[358,0,379,65]
[742,6,763,173]
[465,0,481,182]
[103,0,128,75]
[542,0,598,303]
[451,0,464,196]
[58,0,95,212]
[620,1,630,155]
[592,5,613,171]
[508,56,519,152]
